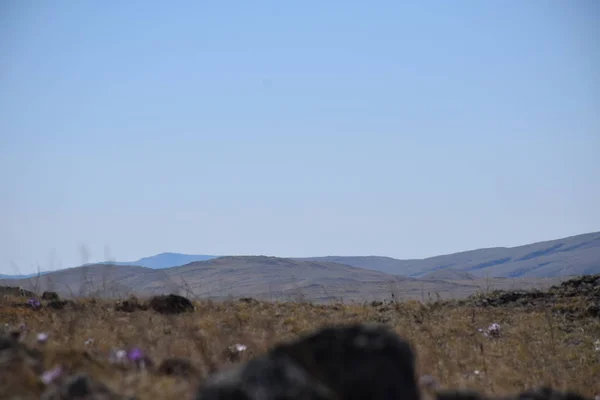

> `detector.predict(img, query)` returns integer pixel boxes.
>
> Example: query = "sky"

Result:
[1,1,599,274]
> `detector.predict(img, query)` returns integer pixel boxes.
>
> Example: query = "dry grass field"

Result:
[1,275,599,399]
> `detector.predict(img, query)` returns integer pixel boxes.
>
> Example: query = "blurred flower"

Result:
[37,333,49,343]
[233,344,247,352]
[109,349,128,364]
[126,347,153,369]
[27,299,41,309]
[40,366,62,384]
[225,343,248,362]
[127,348,144,362]
[19,323,27,332]
[487,323,501,338]
[84,338,94,346]
[419,374,439,390]
[594,339,600,352]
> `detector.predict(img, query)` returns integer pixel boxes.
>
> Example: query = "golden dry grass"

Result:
[1,296,599,399]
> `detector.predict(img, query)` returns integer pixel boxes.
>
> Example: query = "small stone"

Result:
[158,357,198,377]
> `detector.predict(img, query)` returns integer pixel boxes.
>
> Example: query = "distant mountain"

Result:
[2,232,598,281]
[0,271,52,280]
[0,256,569,302]
[98,252,218,269]
[298,231,600,278]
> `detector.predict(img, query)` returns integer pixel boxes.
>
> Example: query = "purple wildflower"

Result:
[27,298,41,309]
[40,365,63,384]
[127,348,144,362]
[127,347,153,369]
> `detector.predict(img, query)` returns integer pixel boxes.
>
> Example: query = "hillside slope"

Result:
[126,256,426,301]
[0,264,155,297]
[299,231,600,278]
[0,256,571,302]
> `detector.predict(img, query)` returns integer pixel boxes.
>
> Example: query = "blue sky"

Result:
[1,1,598,274]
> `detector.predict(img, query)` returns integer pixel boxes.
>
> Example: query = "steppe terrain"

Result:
[1,275,599,399]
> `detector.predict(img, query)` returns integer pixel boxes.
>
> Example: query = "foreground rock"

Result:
[0,331,44,372]
[41,374,130,400]
[197,323,420,400]
[149,294,194,315]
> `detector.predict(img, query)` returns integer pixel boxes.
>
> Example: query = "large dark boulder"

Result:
[42,291,60,301]
[149,294,194,315]
[197,323,420,400]
[197,354,334,400]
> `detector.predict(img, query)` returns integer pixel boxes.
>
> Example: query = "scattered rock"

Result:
[115,296,145,313]
[47,300,76,310]
[0,286,37,298]
[42,291,60,301]
[238,297,259,305]
[149,294,194,315]
[157,357,198,378]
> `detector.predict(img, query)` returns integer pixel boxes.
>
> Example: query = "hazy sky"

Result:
[1,1,599,274]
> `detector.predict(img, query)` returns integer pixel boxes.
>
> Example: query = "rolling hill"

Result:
[0,256,568,302]
[1,232,597,301]
[297,231,600,278]
[0,265,156,298]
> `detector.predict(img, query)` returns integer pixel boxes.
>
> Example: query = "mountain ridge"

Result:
[0,256,569,302]
[2,231,598,280]
[296,231,600,278]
